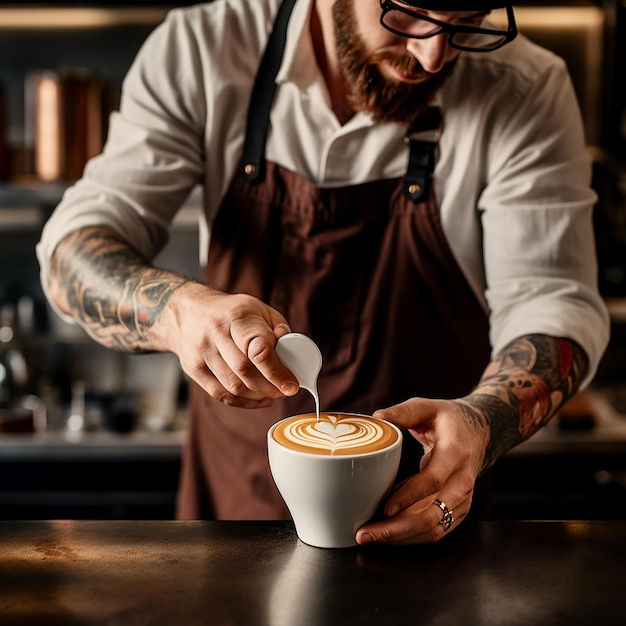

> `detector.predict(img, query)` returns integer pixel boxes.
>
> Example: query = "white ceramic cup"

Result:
[268,412,403,548]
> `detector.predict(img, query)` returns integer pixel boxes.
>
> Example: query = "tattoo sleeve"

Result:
[458,335,589,470]
[49,227,198,353]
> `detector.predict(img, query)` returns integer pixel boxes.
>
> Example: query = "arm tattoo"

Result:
[460,335,589,469]
[50,227,197,353]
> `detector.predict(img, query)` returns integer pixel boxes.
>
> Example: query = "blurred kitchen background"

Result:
[0,0,625,521]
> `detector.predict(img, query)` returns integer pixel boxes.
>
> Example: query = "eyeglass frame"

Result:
[379,1,518,52]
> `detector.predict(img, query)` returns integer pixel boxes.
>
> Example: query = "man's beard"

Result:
[332,0,457,125]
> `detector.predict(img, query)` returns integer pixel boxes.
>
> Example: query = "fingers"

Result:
[211,330,284,399]
[238,337,298,396]
[191,363,275,409]
[385,429,474,514]
[224,310,299,396]
[356,486,472,545]
[356,457,476,545]
[273,322,292,341]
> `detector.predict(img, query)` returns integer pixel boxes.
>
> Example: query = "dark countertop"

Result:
[1,520,625,625]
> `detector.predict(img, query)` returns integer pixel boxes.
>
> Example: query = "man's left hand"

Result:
[355,397,489,545]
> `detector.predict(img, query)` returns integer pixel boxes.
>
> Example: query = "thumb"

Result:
[373,397,439,431]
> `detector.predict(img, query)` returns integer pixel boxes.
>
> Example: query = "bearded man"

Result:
[37,0,608,544]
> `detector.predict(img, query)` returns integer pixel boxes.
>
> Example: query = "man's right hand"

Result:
[164,282,299,408]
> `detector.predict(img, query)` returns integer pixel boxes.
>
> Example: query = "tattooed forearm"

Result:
[460,334,589,470]
[49,227,198,353]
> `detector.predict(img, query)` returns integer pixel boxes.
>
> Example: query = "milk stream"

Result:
[301,381,320,422]
[294,350,320,421]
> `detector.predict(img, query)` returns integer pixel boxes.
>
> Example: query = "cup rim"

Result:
[268,412,403,459]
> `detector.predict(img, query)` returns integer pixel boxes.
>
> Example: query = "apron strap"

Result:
[241,0,298,184]
[241,0,442,203]
[403,106,442,203]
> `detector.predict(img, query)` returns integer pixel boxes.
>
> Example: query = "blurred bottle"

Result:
[0,304,29,405]
[0,303,33,433]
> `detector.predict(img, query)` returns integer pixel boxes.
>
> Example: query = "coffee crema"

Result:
[272,413,399,456]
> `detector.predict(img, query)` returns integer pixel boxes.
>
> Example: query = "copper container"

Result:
[0,83,8,180]
[34,69,110,182]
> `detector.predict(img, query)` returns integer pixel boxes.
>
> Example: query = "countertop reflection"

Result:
[1,520,625,625]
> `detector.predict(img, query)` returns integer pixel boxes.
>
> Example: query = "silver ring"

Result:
[434,498,454,531]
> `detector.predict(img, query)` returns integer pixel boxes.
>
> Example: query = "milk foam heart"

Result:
[272,413,399,456]
[313,420,354,438]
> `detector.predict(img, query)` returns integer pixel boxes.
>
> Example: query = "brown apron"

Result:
[176,0,491,520]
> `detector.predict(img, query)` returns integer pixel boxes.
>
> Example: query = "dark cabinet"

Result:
[0,436,183,520]
[492,449,626,521]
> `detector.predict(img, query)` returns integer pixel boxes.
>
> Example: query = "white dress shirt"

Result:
[37,0,610,385]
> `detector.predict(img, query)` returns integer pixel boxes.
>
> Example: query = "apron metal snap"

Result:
[408,183,421,194]
[244,163,256,176]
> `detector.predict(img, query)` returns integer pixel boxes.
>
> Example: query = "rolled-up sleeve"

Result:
[479,56,609,386]
[36,8,207,314]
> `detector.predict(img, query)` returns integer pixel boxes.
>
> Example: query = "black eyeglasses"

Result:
[379,1,518,52]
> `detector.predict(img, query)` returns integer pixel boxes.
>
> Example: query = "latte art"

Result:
[272,413,399,456]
